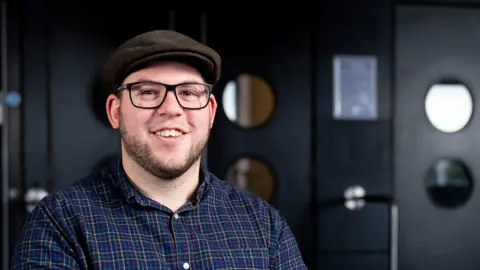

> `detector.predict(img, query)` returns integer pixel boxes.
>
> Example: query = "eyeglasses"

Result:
[116,81,213,110]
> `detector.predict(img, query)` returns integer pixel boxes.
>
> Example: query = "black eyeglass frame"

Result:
[116,81,214,110]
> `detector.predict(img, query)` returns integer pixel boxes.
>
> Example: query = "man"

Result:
[12,30,307,269]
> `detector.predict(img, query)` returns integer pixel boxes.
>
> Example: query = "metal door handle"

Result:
[390,203,398,270]
[343,185,393,210]
[343,185,398,270]
[24,187,49,213]
[344,185,366,210]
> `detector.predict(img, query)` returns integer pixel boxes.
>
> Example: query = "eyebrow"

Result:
[134,78,206,84]
[133,78,159,83]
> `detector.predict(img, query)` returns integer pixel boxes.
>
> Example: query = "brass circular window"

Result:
[222,73,275,128]
[225,157,276,202]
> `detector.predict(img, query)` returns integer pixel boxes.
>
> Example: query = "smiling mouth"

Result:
[153,129,184,138]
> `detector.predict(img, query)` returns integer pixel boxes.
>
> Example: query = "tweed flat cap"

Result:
[102,30,221,94]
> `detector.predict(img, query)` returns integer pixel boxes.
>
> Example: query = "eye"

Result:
[178,89,202,97]
[180,90,198,96]
[138,89,156,95]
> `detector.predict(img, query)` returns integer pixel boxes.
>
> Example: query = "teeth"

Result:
[155,129,183,137]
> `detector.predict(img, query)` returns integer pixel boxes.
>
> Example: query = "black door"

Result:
[206,9,314,267]
[395,5,480,270]
[314,1,395,269]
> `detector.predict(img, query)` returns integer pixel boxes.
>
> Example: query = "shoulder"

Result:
[207,172,287,236]
[205,173,307,267]
[208,172,276,212]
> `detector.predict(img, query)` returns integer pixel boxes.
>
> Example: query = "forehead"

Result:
[123,60,205,85]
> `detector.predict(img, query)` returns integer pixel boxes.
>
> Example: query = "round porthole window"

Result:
[222,73,275,128]
[425,158,473,208]
[425,83,474,133]
[225,157,276,202]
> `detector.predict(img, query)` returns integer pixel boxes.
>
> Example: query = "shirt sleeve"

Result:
[270,217,309,269]
[11,202,80,269]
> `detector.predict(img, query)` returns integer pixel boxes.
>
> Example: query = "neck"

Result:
[121,153,201,212]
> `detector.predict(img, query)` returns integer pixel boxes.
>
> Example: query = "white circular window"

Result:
[425,83,474,133]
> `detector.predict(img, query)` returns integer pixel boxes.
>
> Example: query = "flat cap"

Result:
[102,30,221,94]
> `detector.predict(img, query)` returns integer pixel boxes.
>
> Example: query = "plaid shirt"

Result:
[12,158,307,269]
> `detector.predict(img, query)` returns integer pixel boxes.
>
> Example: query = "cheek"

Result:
[188,112,211,132]
[120,108,147,132]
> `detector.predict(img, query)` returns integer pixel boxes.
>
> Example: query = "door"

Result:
[314,1,395,269]
[395,5,480,270]
[206,9,314,267]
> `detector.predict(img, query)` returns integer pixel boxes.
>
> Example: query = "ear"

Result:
[208,94,217,129]
[106,94,120,129]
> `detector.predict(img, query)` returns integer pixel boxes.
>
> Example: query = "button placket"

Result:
[171,212,191,269]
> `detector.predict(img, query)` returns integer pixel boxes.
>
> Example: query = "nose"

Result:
[157,91,182,116]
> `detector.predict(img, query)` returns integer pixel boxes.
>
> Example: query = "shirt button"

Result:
[183,262,190,269]
[173,213,179,219]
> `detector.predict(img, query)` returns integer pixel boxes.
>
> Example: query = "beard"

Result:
[119,116,209,181]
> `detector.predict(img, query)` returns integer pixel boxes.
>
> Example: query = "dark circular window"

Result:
[425,158,474,208]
